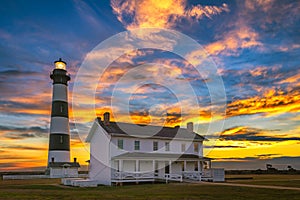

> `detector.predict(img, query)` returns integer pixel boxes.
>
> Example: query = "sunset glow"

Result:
[0,0,299,171]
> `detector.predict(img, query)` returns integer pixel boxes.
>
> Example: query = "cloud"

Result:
[278,71,300,86]
[1,145,47,151]
[226,88,300,118]
[204,23,262,56]
[207,145,246,149]
[256,153,280,159]
[111,0,229,29]
[0,125,48,139]
[219,126,300,142]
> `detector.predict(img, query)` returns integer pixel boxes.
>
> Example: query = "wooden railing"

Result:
[202,169,212,178]
[111,170,183,182]
[165,173,183,182]
[182,171,202,181]
[112,171,155,180]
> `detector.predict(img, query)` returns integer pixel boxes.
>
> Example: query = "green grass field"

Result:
[226,174,300,188]
[0,175,299,200]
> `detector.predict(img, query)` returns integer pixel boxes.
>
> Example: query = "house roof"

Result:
[96,118,205,141]
[112,152,211,161]
[48,162,80,168]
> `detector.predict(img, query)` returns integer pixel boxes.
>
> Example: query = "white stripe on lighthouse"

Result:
[50,117,70,134]
[52,84,68,102]
[48,151,70,163]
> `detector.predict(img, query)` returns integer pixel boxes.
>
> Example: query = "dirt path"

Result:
[199,182,300,191]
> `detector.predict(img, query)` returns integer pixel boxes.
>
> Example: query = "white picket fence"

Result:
[2,175,49,180]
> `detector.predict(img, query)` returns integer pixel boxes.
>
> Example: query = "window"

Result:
[153,141,158,151]
[194,143,199,153]
[181,143,186,152]
[165,142,170,151]
[134,140,140,150]
[60,136,63,144]
[117,139,123,149]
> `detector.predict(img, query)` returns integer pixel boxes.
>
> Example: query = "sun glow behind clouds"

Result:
[0,0,300,170]
[111,0,229,29]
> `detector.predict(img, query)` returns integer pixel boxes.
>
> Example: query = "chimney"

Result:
[73,157,77,163]
[104,112,110,125]
[187,122,193,132]
[51,157,55,163]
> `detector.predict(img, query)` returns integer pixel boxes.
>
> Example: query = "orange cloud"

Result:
[111,0,229,29]
[205,25,262,56]
[245,0,274,12]
[226,89,300,118]
[278,72,300,86]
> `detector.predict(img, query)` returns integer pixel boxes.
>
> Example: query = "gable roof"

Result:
[96,118,205,141]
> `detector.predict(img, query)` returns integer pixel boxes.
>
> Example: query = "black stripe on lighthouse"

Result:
[49,134,70,151]
[51,101,69,118]
[50,69,70,86]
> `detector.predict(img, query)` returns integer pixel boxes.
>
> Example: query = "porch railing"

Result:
[165,173,183,182]
[112,171,155,180]
[202,169,212,178]
[182,171,202,181]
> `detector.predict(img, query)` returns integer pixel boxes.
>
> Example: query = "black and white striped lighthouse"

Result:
[48,58,71,164]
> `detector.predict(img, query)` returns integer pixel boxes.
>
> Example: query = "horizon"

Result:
[0,0,299,171]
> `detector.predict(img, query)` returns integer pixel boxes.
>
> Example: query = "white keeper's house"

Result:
[85,112,224,186]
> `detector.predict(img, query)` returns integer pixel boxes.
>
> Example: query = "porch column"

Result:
[152,160,155,173]
[184,161,187,172]
[135,160,139,172]
[119,160,123,171]
[197,161,201,181]
[209,160,212,169]
[169,160,172,174]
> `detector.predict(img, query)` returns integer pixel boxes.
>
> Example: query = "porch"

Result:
[111,153,216,184]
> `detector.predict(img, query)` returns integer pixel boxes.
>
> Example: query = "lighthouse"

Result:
[46,59,80,178]
[48,58,71,163]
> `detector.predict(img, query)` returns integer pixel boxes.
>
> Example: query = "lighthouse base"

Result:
[46,161,80,178]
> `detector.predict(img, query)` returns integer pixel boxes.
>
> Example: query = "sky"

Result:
[0,0,300,171]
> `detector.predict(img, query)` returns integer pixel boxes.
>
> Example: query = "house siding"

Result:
[110,137,203,157]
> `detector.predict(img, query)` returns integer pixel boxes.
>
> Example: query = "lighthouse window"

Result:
[60,136,63,144]
[60,105,64,113]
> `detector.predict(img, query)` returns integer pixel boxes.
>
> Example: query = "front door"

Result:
[165,161,170,174]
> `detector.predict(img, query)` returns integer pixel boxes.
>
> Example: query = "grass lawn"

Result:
[226,174,300,188]
[0,178,300,200]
